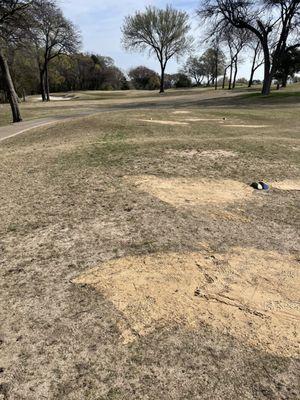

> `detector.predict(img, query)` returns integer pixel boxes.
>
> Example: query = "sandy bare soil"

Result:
[127,175,253,207]
[182,118,225,122]
[74,248,299,357]
[271,179,300,190]
[166,149,238,160]
[224,124,270,128]
[138,119,189,126]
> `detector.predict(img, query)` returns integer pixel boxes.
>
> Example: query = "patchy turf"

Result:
[0,87,299,399]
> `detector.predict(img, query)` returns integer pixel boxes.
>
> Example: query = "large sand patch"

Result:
[271,179,300,191]
[73,248,299,355]
[138,119,189,126]
[126,175,252,207]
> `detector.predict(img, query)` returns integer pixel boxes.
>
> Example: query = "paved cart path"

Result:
[0,110,98,142]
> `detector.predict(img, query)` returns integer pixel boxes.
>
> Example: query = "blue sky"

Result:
[59,0,262,79]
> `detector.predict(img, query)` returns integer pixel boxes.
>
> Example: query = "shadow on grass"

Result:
[90,90,300,112]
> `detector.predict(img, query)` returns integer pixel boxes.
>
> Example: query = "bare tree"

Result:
[197,0,300,95]
[211,36,222,90]
[230,31,248,89]
[222,39,235,89]
[31,0,80,101]
[122,5,192,93]
[248,40,264,87]
[0,0,32,122]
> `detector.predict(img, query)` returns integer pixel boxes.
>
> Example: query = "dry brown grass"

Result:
[0,88,299,399]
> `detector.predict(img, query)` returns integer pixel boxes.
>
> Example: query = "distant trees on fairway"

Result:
[197,0,300,95]
[122,5,192,93]
[128,66,160,90]
[183,56,206,87]
[0,0,32,122]
[8,51,130,94]
[1,1,300,123]
[274,47,300,88]
[0,0,80,121]
[30,0,80,101]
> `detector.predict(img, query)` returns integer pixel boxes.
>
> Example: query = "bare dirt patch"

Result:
[34,96,72,102]
[138,119,189,126]
[271,179,300,191]
[73,248,299,356]
[291,145,300,151]
[224,124,270,128]
[126,175,253,207]
[182,118,225,122]
[166,149,238,160]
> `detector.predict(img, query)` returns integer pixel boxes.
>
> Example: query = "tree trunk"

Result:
[281,71,288,87]
[232,57,238,89]
[262,71,272,95]
[228,62,233,90]
[248,43,259,88]
[248,67,255,88]
[45,64,50,101]
[0,49,22,123]
[40,69,46,101]
[159,65,165,93]
[222,67,227,89]
[248,58,256,88]
[215,77,218,90]
[215,49,218,90]
[222,74,225,89]
[222,65,230,89]
[261,45,272,95]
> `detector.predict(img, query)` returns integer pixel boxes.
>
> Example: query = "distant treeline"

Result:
[2,51,234,98]
[1,1,300,123]
[0,51,128,97]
